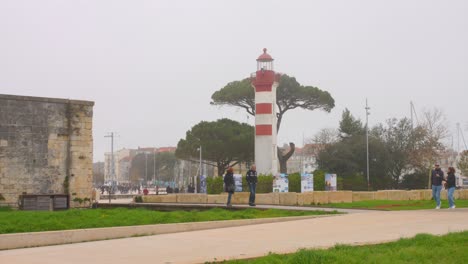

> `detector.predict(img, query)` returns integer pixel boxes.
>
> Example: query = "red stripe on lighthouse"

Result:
[256,103,272,114]
[256,124,272,136]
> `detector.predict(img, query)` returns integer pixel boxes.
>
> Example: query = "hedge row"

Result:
[206,170,329,194]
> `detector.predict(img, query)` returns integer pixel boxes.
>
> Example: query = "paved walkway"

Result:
[1,208,467,264]
[98,199,372,214]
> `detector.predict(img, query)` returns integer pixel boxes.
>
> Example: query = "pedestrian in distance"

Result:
[446,167,457,209]
[246,164,257,206]
[224,167,235,207]
[431,163,445,209]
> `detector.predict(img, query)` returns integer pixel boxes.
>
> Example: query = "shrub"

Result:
[207,177,224,194]
[313,170,325,191]
[257,175,273,193]
[288,173,301,192]
[342,173,367,191]
[134,196,143,203]
[242,174,273,193]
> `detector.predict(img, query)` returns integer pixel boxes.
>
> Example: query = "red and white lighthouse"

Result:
[251,48,280,175]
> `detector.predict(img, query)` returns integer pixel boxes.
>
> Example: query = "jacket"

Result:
[446,173,456,188]
[246,169,258,184]
[431,169,445,186]
[224,172,235,193]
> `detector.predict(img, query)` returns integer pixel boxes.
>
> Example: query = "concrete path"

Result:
[1,208,467,264]
[98,199,372,214]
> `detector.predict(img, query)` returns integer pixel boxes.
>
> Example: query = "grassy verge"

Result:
[311,199,468,211]
[0,208,337,234]
[214,231,468,264]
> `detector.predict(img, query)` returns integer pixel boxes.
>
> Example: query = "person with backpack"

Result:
[224,167,235,207]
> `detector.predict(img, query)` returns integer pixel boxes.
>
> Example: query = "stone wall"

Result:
[0,94,94,208]
[138,189,468,206]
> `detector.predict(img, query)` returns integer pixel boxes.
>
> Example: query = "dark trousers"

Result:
[249,183,256,204]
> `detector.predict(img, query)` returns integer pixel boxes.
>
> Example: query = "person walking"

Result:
[431,163,445,209]
[446,167,457,209]
[246,164,257,206]
[224,167,235,207]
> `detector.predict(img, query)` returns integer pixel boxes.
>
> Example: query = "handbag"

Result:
[226,184,235,193]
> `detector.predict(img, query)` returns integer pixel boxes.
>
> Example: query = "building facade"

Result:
[0,94,94,207]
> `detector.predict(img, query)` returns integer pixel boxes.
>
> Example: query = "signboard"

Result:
[301,173,314,192]
[325,173,337,191]
[199,175,207,193]
[233,174,243,192]
[273,173,289,193]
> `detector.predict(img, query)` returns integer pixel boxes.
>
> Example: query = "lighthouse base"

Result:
[255,136,278,176]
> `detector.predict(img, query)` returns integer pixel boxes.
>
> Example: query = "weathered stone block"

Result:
[207,194,228,204]
[297,192,314,205]
[352,192,375,202]
[279,192,297,206]
[255,193,279,205]
[143,195,177,203]
[328,191,352,203]
[386,190,409,201]
[231,192,249,204]
[313,191,329,205]
[420,189,433,200]
[407,190,423,200]
[458,189,468,200]
[375,191,388,200]
[176,194,208,204]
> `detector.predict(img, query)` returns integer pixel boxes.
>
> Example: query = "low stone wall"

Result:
[135,189,468,206]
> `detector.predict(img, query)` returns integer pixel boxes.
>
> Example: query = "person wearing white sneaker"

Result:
[446,167,457,209]
[431,164,444,209]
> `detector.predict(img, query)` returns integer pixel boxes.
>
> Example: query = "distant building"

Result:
[103,147,177,184]
[93,162,105,185]
[283,144,323,174]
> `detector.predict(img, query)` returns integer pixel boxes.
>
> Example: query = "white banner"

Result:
[273,173,289,193]
[301,173,314,192]
[199,175,207,193]
[233,174,243,192]
[325,173,337,191]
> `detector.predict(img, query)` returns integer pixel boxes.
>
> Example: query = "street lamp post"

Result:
[145,152,148,186]
[365,99,371,191]
[196,145,202,194]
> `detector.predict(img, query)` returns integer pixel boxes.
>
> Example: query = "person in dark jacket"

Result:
[224,167,235,207]
[246,164,257,206]
[431,164,445,209]
[446,167,457,209]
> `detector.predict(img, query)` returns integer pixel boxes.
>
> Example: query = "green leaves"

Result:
[176,118,254,176]
[211,78,255,115]
[211,74,335,132]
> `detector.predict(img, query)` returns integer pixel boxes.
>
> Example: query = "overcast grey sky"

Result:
[1,0,467,162]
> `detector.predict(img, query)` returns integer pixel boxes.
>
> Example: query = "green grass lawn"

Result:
[215,231,468,264]
[0,207,337,234]
[312,199,468,211]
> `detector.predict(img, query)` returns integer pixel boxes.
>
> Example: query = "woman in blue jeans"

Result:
[224,167,235,207]
[446,167,457,209]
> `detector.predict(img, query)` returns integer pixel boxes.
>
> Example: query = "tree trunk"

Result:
[278,142,295,173]
[217,163,225,177]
